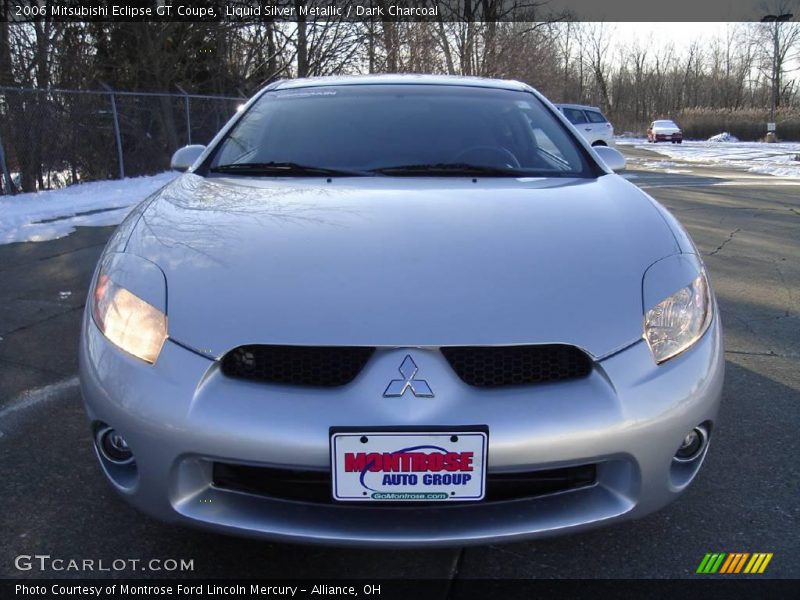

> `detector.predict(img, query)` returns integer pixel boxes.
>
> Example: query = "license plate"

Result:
[331,430,487,502]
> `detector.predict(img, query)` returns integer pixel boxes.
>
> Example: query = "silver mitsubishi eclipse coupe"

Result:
[79,75,723,546]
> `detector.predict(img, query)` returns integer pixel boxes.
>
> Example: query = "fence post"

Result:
[0,130,14,195]
[176,84,192,145]
[101,83,125,179]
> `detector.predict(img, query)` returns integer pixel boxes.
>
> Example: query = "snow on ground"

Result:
[615,137,650,146]
[625,160,694,175]
[0,172,177,245]
[616,137,800,178]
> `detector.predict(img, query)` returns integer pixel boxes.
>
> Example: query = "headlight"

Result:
[92,272,167,364]
[644,272,713,364]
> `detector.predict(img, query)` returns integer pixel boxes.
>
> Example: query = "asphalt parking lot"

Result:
[1,146,798,581]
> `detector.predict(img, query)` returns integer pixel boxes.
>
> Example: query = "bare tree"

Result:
[581,23,614,112]
[752,2,800,115]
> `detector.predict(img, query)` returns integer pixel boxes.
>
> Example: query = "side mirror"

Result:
[170,145,206,172]
[594,146,626,172]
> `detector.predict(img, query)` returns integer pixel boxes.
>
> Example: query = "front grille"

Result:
[220,344,590,389]
[212,462,596,505]
[220,345,374,387]
[441,344,592,388]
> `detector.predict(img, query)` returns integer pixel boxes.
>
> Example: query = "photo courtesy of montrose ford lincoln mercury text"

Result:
[79,75,724,546]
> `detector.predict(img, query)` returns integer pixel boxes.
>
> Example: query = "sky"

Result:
[606,22,800,70]
[610,22,733,54]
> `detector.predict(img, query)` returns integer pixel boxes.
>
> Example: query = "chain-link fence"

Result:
[0,86,244,194]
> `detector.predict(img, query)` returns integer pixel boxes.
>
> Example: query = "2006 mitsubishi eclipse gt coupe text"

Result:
[79,75,723,546]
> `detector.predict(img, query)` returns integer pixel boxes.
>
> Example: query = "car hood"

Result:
[126,173,680,359]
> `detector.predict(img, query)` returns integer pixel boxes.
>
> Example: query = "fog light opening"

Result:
[673,425,708,463]
[96,426,135,465]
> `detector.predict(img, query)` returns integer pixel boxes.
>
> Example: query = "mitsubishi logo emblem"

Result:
[383,355,434,398]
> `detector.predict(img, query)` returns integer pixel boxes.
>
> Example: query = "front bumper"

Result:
[79,313,724,547]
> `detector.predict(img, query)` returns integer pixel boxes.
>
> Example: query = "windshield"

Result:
[654,120,678,127]
[208,85,595,178]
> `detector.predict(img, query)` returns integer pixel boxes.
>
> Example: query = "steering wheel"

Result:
[451,146,521,169]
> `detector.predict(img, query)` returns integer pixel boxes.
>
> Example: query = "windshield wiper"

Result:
[369,163,528,177]
[210,162,373,177]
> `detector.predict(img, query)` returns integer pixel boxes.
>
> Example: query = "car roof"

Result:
[554,103,603,112]
[654,119,678,124]
[269,74,531,92]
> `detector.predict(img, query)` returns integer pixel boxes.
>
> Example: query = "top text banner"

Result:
[3,0,794,23]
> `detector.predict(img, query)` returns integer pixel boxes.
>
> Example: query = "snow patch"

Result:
[0,172,177,245]
[614,137,648,146]
[629,140,800,178]
[707,132,739,143]
[748,164,800,177]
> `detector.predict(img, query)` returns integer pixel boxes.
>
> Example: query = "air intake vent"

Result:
[212,462,597,505]
[441,344,591,388]
[221,345,375,387]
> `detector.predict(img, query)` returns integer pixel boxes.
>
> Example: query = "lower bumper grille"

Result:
[212,462,596,505]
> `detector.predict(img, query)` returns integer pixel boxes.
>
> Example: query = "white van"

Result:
[554,103,615,147]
